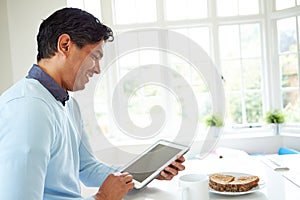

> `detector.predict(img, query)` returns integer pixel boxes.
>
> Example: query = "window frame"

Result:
[72,0,300,136]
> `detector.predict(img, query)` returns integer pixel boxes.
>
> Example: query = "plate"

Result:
[209,172,265,196]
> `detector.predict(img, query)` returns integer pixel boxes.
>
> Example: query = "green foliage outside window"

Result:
[205,114,224,127]
[264,110,285,124]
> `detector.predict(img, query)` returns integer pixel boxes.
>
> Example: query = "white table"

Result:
[124,154,300,200]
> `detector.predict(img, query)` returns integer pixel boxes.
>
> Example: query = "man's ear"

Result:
[57,34,71,56]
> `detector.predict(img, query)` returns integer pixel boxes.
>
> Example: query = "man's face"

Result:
[68,40,104,91]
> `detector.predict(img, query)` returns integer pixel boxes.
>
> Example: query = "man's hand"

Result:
[94,172,134,200]
[156,155,185,180]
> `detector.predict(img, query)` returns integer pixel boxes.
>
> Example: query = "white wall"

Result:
[215,135,283,155]
[282,135,300,151]
[0,0,67,93]
[0,0,13,93]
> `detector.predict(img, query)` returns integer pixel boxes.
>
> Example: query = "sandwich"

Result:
[209,173,260,192]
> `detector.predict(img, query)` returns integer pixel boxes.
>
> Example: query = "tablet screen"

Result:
[122,144,183,182]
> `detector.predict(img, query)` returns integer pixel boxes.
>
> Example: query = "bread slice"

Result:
[209,173,259,192]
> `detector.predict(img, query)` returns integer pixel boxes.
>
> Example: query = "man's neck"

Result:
[38,59,65,90]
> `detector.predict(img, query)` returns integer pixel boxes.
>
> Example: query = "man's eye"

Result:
[94,55,102,60]
[90,55,98,61]
[91,55,97,60]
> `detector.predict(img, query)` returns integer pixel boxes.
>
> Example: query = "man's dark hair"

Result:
[36,7,113,61]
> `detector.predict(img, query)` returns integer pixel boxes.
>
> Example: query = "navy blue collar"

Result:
[26,64,69,106]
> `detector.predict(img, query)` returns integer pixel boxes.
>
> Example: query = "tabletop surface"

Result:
[123,154,300,200]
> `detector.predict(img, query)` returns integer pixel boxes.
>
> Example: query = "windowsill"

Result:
[94,129,300,148]
[220,131,275,139]
[280,132,300,137]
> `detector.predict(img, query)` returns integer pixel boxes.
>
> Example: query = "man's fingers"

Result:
[126,182,135,191]
[160,170,173,180]
[114,172,134,185]
[122,174,134,191]
[171,161,185,171]
[117,172,129,176]
[176,155,185,163]
[123,174,133,184]
[165,166,178,176]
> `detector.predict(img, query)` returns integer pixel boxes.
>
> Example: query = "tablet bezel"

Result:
[119,139,189,189]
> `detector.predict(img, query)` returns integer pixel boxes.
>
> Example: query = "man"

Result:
[0,7,185,200]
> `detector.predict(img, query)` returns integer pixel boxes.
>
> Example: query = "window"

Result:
[216,0,259,16]
[68,0,300,140]
[113,0,157,24]
[277,17,300,122]
[67,0,101,19]
[275,0,297,10]
[165,0,208,20]
[172,27,211,56]
[219,23,263,124]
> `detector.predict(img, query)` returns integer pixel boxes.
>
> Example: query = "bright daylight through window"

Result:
[67,0,300,141]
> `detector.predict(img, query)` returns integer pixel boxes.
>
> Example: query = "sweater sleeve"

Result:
[67,97,116,188]
[79,129,116,187]
[0,97,54,200]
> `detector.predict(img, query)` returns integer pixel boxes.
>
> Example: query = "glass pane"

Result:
[118,50,160,77]
[276,0,296,10]
[166,52,210,95]
[114,0,135,24]
[171,61,191,82]
[192,79,209,93]
[298,0,300,5]
[222,60,241,91]
[245,93,262,123]
[283,90,299,110]
[67,0,84,9]
[67,0,101,20]
[118,51,139,69]
[165,0,185,20]
[187,0,208,19]
[283,92,300,123]
[298,16,300,51]
[136,0,157,23]
[173,27,211,56]
[219,25,240,58]
[239,0,259,15]
[128,85,173,128]
[165,0,207,21]
[277,17,297,53]
[166,53,192,87]
[191,66,209,93]
[242,59,261,89]
[227,93,242,124]
[94,83,109,136]
[217,0,238,17]
[197,93,212,123]
[114,0,156,24]
[139,50,160,65]
[240,23,261,57]
[188,27,210,55]
[84,0,101,19]
[280,54,298,88]
[165,53,212,125]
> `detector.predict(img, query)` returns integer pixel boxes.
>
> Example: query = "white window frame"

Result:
[68,0,300,138]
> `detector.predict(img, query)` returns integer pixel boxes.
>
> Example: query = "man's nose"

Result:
[94,61,101,74]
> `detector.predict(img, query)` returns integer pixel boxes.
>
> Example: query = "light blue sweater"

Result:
[0,78,115,199]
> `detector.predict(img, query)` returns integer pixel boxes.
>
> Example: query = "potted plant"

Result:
[205,114,224,137]
[205,114,225,127]
[264,110,285,134]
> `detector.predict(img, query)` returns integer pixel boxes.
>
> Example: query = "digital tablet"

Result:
[119,139,189,189]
